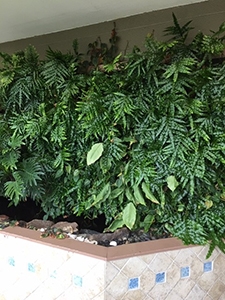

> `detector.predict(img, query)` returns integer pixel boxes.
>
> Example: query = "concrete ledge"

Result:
[1,226,190,261]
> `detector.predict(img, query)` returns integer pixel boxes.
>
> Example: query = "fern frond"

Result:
[164,13,193,42]
[4,171,24,205]
[18,158,44,186]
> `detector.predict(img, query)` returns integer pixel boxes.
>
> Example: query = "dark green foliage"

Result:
[0,16,225,257]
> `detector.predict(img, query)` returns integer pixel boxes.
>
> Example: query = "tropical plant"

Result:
[0,16,225,257]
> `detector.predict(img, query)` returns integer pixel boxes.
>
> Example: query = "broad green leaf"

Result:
[142,214,155,232]
[87,143,103,165]
[141,182,159,204]
[73,169,79,177]
[156,208,162,216]
[125,187,135,202]
[122,202,136,230]
[133,184,146,205]
[205,200,213,209]
[110,187,124,199]
[177,204,185,212]
[65,164,71,174]
[167,175,179,192]
[89,183,111,207]
[106,217,124,232]
[56,233,66,239]
[160,187,165,209]
[55,169,64,178]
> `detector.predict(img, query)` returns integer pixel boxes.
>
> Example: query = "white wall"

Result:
[0,0,224,59]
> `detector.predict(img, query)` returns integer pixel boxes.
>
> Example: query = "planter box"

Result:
[0,226,224,299]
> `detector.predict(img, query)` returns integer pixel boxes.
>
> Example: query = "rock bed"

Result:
[0,215,171,247]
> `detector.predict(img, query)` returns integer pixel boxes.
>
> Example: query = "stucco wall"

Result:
[0,0,224,58]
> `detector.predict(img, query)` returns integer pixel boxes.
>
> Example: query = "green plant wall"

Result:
[0,16,225,256]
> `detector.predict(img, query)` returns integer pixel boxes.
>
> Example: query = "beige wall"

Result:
[0,0,224,59]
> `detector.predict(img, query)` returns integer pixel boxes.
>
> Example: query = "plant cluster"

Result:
[0,15,225,256]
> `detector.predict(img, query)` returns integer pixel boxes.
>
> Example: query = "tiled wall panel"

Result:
[0,233,224,299]
[106,246,225,299]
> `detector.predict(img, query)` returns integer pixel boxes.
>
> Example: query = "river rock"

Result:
[83,227,130,245]
[0,215,9,222]
[51,221,78,233]
[27,219,54,229]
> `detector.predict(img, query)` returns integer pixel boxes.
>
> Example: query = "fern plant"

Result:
[0,16,225,257]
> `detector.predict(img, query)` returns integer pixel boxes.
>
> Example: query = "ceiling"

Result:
[0,0,207,44]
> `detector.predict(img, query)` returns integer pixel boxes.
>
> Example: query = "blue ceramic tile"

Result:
[204,262,213,273]
[156,272,166,284]
[8,257,15,267]
[128,277,139,290]
[50,270,57,279]
[181,266,190,278]
[73,275,83,287]
[28,263,36,273]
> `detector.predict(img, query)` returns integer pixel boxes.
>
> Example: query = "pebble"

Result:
[67,233,77,239]
[109,241,117,246]
[76,236,85,242]
[84,238,98,245]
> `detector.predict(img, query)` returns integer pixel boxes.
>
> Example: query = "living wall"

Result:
[0,16,225,256]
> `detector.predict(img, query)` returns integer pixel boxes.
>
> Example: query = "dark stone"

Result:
[82,227,130,245]
[27,219,54,229]
[0,198,171,246]
[0,215,9,222]
[51,221,79,233]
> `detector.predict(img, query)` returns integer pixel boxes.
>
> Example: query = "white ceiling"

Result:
[0,0,207,44]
